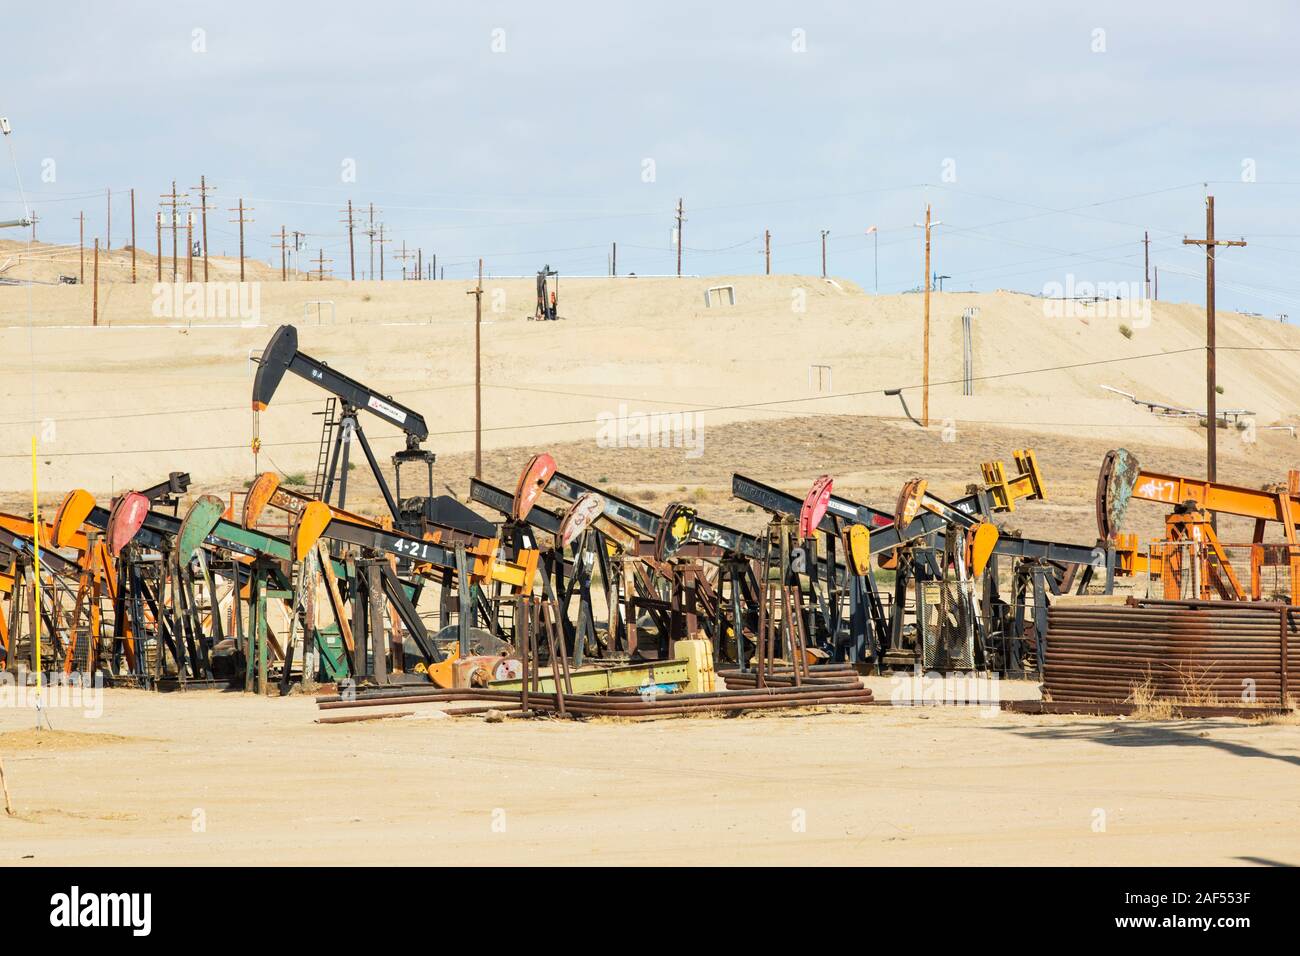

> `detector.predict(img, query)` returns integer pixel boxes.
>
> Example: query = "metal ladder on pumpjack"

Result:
[310,398,339,501]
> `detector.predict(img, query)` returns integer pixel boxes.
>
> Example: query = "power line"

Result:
[14,343,1298,459]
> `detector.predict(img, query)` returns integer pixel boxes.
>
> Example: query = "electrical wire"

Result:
[10,343,1295,460]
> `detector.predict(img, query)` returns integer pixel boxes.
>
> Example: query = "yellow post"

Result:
[31,437,43,720]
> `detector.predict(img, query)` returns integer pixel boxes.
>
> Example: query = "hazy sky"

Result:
[2,1,1297,312]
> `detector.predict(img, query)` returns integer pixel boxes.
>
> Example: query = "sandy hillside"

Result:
[0,262,1298,547]
[0,237,282,287]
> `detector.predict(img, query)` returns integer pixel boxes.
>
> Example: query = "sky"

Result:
[2,0,1298,313]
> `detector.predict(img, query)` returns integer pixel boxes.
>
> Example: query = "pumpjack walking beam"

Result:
[729,475,891,664]
[468,477,607,662]
[1099,447,1300,602]
[544,466,834,662]
[732,459,1105,672]
[252,324,436,528]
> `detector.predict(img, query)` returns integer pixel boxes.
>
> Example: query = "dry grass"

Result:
[1251,695,1300,725]
[1176,663,1226,707]
[1129,677,1175,720]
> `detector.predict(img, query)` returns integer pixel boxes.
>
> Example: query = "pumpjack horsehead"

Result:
[469,455,638,663]
[95,481,228,684]
[507,453,609,664]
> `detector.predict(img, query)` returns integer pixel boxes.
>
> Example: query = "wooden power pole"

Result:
[367,203,376,280]
[158,181,188,280]
[275,226,289,281]
[1143,230,1150,299]
[915,205,942,428]
[1183,195,1246,490]
[77,211,84,283]
[129,188,136,283]
[467,258,484,478]
[310,249,332,281]
[92,238,99,326]
[675,198,684,276]
[191,176,214,281]
[820,229,829,279]
[229,199,253,282]
[340,200,356,280]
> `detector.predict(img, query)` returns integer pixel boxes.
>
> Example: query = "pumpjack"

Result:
[533,265,559,321]
[252,324,486,539]
[731,450,1125,675]
[1098,447,1300,603]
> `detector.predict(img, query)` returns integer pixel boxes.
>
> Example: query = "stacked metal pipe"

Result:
[1044,599,1297,706]
[717,663,864,690]
[316,678,874,719]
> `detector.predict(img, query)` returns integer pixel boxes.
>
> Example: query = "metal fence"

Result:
[1144,541,1300,603]
[920,579,976,670]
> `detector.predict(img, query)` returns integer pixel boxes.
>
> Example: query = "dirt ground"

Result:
[0,686,1296,866]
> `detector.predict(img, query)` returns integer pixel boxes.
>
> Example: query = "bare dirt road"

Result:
[1,687,1296,866]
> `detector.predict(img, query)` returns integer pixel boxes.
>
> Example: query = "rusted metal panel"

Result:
[1043,599,1297,707]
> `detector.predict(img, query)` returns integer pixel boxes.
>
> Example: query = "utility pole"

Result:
[1154,266,1159,301]
[340,199,356,280]
[1143,230,1150,299]
[275,226,288,281]
[92,238,99,326]
[367,203,376,280]
[1183,195,1246,493]
[310,249,332,281]
[914,205,943,428]
[229,199,253,282]
[77,211,84,283]
[396,241,413,280]
[764,230,770,275]
[417,248,422,282]
[155,212,162,281]
[185,212,194,281]
[675,198,684,276]
[377,224,388,280]
[191,176,214,281]
[467,258,484,478]
[159,181,188,280]
[170,183,178,275]
[866,225,878,293]
[29,210,37,242]
[106,188,111,251]
[820,229,829,278]
[612,241,617,276]
[291,230,306,280]
[129,188,136,283]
